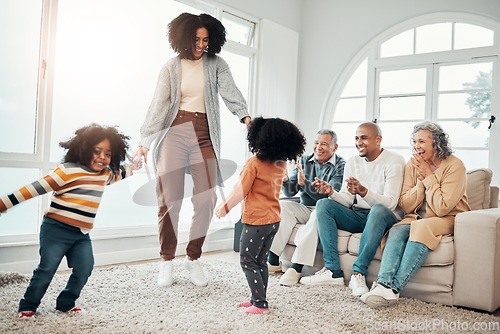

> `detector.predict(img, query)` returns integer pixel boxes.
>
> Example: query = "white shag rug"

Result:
[1,258,499,333]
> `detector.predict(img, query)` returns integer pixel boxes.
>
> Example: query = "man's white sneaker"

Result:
[157,260,174,287]
[299,267,344,286]
[349,273,369,296]
[360,282,399,308]
[279,268,301,286]
[267,262,282,274]
[184,257,208,286]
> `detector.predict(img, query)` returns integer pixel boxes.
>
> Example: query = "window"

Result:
[221,11,256,46]
[0,0,258,239]
[0,0,42,154]
[325,13,499,178]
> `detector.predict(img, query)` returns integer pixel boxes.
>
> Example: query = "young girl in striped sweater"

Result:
[0,123,141,320]
[215,117,306,314]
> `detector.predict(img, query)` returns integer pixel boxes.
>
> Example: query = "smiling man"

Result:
[301,122,405,298]
[266,129,346,286]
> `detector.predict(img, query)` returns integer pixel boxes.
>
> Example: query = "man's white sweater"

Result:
[329,149,405,217]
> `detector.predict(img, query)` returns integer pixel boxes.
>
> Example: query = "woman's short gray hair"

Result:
[412,121,452,160]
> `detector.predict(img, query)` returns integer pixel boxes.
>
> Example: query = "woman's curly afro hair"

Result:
[59,123,130,173]
[168,12,226,59]
[247,117,306,162]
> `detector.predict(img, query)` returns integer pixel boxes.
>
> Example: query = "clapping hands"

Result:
[311,178,333,195]
[296,163,305,186]
[345,177,367,197]
[410,153,433,180]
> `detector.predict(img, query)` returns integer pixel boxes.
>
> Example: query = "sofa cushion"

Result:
[466,168,492,210]
[347,233,454,266]
[338,230,351,255]
[290,225,350,254]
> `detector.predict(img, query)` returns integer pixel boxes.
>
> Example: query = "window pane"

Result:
[380,29,414,58]
[437,92,491,119]
[379,96,425,120]
[439,63,492,92]
[0,168,40,235]
[389,148,412,163]
[453,149,488,171]
[219,51,249,166]
[341,58,367,97]
[94,177,157,229]
[222,14,255,46]
[416,23,452,54]
[379,68,426,95]
[332,123,360,151]
[336,148,357,162]
[50,0,197,162]
[439,121,489,148]
[334,98,366,122]
[378,122,415,148]
[454,23,494,50]
[0,0,42,153]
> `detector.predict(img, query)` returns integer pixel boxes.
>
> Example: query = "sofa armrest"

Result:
[491,186,499,208]
[453,208,500,312]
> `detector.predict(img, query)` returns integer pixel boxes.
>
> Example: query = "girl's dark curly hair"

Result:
[247,117,306,162]
[168,12,226,59]
[59,123,130,173]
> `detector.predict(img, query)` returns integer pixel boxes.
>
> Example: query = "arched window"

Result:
[323,13,499,182]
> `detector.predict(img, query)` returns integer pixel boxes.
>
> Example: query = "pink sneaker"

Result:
[237,301,252,308]
[244,305,269,314]
[18,311,36,320]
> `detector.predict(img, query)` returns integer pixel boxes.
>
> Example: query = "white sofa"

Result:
[280,168,500,312]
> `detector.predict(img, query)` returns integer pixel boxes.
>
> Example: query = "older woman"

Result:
[361,121,470,307]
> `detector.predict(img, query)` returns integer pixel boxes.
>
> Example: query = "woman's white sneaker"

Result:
[184,257,208,286]
[157,260,174,287]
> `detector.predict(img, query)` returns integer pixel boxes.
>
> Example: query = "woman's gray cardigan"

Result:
[139,53,249,185]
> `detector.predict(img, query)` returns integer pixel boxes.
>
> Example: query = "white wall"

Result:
[256,19,299,120]
[296,0,500,152]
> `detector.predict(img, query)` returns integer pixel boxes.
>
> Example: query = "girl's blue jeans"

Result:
[18,216,94,312]
[377,224,430,293]
[316,199,398,276]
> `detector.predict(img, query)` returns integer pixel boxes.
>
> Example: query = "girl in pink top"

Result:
[216,117,306,314]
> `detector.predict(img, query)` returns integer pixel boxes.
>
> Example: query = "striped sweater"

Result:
[0,163,130,231]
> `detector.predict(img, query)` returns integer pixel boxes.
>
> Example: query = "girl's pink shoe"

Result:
[244,305,269,314]
[237,301,253,308]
